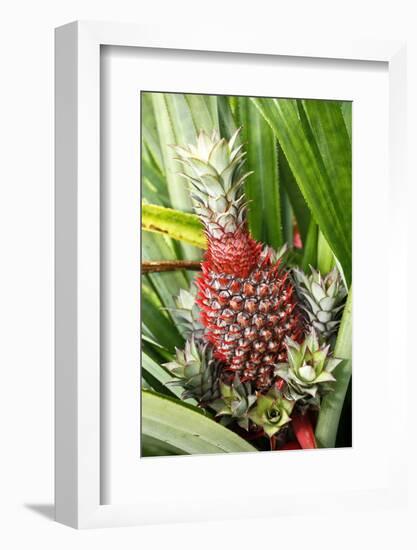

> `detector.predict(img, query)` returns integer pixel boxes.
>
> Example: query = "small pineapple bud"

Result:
[248,387,294,437]
[293,266,347,340]
[211,374,257,431]
[275,328,342,403]
[168,287,205,342]
[163,336,220,404]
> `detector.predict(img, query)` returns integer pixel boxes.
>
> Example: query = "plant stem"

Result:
[141,260,201,273]
[315,288,352,448]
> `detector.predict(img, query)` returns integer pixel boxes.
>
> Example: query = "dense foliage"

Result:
[141,93,352,456]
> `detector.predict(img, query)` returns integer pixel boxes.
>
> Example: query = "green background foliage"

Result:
[141,92,352,455]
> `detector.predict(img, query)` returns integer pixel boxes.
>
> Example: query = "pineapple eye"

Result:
[242,282,256,297]
[259,299,272,314]
[252,314,266,329]
[218,290,230,305]
[256,283,269,298]
[267,340,279,352]
[236,312,250,327]
[260,328,272,341]
[244,298,258,314]
[220,308,235,321]
[253,340,266,353]
[229,280,242,294]
[230,296,244,311]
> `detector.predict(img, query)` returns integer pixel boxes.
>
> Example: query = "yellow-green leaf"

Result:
[142,203,206,250]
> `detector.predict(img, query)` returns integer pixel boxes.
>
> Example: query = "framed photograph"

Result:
[55,21,407,528]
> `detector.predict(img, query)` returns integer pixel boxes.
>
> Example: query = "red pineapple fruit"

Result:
[173,129,303,390]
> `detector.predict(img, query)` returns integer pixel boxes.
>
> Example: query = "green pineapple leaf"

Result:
[236,97,283,248]
[301,220,319,271]
[251,97,352,285]
[142,203,206,250]
[141,390,258,455]
[315,288,352,448]
[278,144,311,246]
[142,352,197,405]
[141,281,183,352]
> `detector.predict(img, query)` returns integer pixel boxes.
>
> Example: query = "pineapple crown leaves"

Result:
[248,386,294,438]
[163,336,221,403]
[275,328,342,402]
[171,129,253,237]
[293,266,347,339]
[210,374,257,431]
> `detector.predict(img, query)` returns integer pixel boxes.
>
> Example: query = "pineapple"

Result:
[173,130,304,390]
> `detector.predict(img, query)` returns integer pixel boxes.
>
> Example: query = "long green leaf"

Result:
[142,391,257,455]
[142,232,190,309]
[217,95,238,140]
[142,159,170,207]
[142,336,172,364]
[237,97,283,248]
[142,203,206,249]
[317,230,335,275]
[315,288,352,448]
[280,187,293,246]
[141,353,197,404]
[251,97,352,285]
[142,434,184,457]
[185,93,219,131]
[300,100,351,246]
[301,221,318,271]
[141,282,183,351]
[278,145,311,245]
[149,92,218,209]
[141,93,164,172]
[340,101,352,143]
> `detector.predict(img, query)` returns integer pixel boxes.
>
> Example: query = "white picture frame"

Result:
[55,21,407,529]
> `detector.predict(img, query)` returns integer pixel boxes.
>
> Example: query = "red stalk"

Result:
[280,441,302,451]
[292,413,317,449]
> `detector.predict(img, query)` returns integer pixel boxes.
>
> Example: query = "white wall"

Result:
[0,1,415,547]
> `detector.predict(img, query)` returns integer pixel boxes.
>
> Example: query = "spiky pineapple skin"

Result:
[196,250,303,389]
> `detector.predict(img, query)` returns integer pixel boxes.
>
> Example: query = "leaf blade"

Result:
[141,353,197,404]
[142,203,206,250]
[251,97,352,285]
[315,288,352,448]
[237,97,283,248]
[142,391,257,455]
